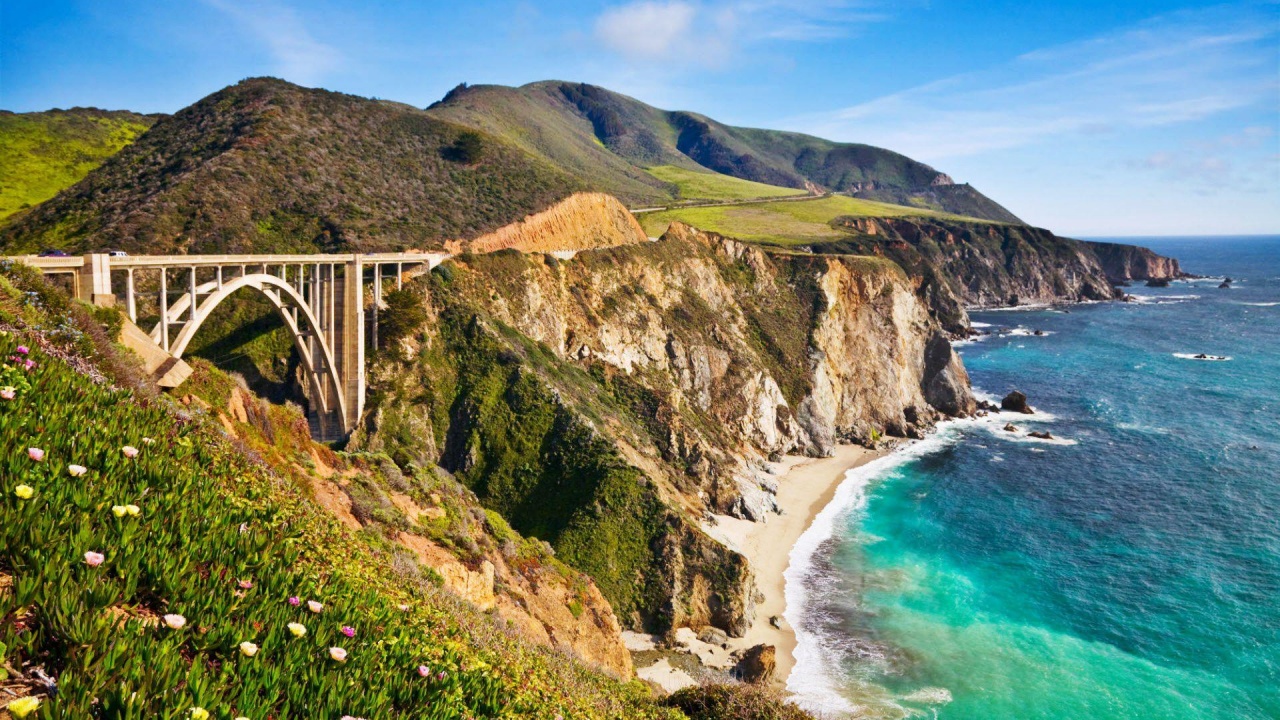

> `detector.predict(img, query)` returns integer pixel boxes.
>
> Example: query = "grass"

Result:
[0,262,680,719]
[644,165,805,202]
[0,110,155,223]
[638,195,979,246]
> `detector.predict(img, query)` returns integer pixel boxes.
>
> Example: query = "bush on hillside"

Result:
[666,684,815,720]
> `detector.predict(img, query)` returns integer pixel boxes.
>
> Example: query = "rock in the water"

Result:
[1001,391,1034,414]
[1004,423,1019,433]
[1146,278,1171,287]
[1218,282,1231,289]
[698,626,729,646]
[733,644,776,684]
[976,399,1000,412]
[1028,430,1053,440]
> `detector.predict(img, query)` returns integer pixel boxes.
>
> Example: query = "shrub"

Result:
[667,684,815,720]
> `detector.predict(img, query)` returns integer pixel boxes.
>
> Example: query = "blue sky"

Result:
[2,0,1277,235]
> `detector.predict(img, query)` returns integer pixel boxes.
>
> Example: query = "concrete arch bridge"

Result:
[9,252,448,439]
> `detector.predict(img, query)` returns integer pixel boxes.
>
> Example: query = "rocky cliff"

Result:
[826,217,1122,331]
[451,192,648,254]
[1085,240,1184,283]
[179,362,632,677]
[354,221,973,638]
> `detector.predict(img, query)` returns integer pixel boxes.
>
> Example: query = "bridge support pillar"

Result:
[78,254,115,307]
[340,255,365,433]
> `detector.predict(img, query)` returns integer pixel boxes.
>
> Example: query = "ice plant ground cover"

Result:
[0,264,676,718]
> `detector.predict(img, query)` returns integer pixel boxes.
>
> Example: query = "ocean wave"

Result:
[1173,353,1232,361]
[785,426,970,715]
[1125,294,1200,305]
[1004,327,1054,337]
[970,321,993,328]
[1235,301,1279,307]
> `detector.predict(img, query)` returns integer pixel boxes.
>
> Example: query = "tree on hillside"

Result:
[444,131,486,164]
[378,287,429,349]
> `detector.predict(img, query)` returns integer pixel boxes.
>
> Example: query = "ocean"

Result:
[786,236,1280,719]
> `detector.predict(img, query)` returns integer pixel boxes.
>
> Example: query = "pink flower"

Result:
[287,596,300,606]
[341,626,355,638]
[27,447,44,462]
[121,446,139,458]
[417,665,430,677]
[84,551,105,566]
[328,646,348,663]
[0,387,14,400]
[306,600,323,614]
[437,671,447,681]
[237,579,253,589]
[15,345,28,355]
[22,359,35,371]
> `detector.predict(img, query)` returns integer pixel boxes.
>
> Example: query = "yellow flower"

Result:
[112,505,128,518]
[6,696,40,718]
[287,622,307,637]
[14,484,34,500]
[190,708,210,720]
[125,504,141,516]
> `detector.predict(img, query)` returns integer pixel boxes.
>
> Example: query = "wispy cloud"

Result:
[203,0,341,85]
[790,5,1280,161]
[1129,126,1279,195]
[593,0,883,68]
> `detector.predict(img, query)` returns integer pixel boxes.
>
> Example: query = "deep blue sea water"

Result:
[786,236,1280,719]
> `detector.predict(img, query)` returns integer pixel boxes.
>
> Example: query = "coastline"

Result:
[701,444,888,687]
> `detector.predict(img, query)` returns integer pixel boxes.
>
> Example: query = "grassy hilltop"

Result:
[0,109,158,223]
[0,77,1020,256]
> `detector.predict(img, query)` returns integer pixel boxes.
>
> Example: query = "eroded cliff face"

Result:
[448,192,648,255]
[184,369,632,678]
[357,221,973,637]
[829,217,1120,331]
[1085,240,1184,283]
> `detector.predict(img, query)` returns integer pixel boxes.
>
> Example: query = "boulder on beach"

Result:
[697,627,729,646]
[732,644,776,685]
[1001,391,1034,414]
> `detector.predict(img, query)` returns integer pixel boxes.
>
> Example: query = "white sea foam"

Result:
[1173,352,1232,361]
[970,321,993,328]
[786,398,1060,714]
[1236,301,1279,307]
[1004,327,1054,337]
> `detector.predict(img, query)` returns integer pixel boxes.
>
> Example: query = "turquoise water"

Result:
[788,237,1280,719]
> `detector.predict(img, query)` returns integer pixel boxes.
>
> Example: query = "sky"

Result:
[1,0,1277,236]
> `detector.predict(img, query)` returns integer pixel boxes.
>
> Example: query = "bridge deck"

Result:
[9,252,449,271]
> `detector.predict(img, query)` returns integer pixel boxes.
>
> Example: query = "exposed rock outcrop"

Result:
[359,220,974,638]
[732,644,776,684]
[829,217,1119,331]
[1085,240,1183,284]
[452,192,648,255]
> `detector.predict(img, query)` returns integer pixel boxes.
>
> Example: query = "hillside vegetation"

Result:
[427,81,1021,221]
[0,79,583,255]
[638,195,981,246]
[0,262,686,718]
[643,166,806,203]
[0,109,157,223]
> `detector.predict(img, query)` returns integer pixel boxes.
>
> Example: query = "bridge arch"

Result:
[164,273,347,430]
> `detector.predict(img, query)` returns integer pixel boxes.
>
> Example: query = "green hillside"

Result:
[426,81,1021,222]
[0,79,583,255]
[0,109,157,223]
[638,195,982,246]
[645,165,806,202]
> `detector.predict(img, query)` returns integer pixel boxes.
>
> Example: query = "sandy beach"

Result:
[702,444,887,687]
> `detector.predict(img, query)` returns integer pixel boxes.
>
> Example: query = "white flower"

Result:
[328,646,348,662]
[306,600,323,613]
[239,641,259,657]
[162,613,186,630]
[287,622,307,637]
[67,464,87,476]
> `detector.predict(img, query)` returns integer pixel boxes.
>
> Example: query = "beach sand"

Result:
[702,444,886,686]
